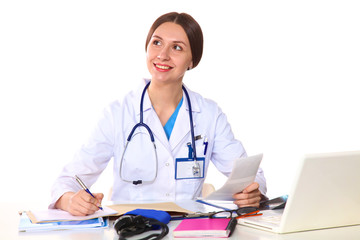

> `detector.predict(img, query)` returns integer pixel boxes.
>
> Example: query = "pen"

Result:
[75,175,103,211]
[236,210,262,219]
[203,138,208,155]
[226,217,237,234]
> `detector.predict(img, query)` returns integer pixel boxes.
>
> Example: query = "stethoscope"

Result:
[119,81,201,185]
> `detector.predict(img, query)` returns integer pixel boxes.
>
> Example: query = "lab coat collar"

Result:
[168,83,201,150]
[134,79,201,116]
[182,83,201,113]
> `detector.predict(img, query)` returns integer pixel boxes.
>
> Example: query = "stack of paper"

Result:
[18,202,193,232]
[26,206,118,223]
[18,212,108,232]
[18,206,118,232]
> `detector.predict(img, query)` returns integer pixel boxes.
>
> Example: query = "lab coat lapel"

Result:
[169,104,191,151]
[169,86,200,151]
[146,109,171,151]
[142,90,172,152]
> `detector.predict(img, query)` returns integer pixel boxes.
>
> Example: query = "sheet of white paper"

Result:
[29,206,118,223]
[204,154,263,201]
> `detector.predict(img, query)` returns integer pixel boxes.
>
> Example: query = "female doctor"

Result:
[51,12,267,216]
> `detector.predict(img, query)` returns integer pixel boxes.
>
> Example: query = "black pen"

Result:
[226,218,238,236]
[75,175,103,211]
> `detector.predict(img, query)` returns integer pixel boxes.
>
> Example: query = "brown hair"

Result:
[145,12,203,69]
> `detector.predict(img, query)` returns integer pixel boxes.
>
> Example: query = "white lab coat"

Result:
[50,79,266,208]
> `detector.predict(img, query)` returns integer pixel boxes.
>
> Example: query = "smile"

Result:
[154,63,173,71]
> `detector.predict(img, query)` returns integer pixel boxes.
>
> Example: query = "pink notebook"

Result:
[173,218,236,238]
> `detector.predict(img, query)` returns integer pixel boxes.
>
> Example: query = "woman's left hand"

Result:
[232,182,262,208]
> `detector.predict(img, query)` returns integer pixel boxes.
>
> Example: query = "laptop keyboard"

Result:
[257,215,282,225]
[242,211,283,229]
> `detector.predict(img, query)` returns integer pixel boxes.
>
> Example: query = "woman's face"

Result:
[146,22,193,84]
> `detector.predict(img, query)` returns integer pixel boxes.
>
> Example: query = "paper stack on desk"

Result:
[19,206,117,232]
[18,212,108,232]
[26,206,118,223]
[19,202,194,232]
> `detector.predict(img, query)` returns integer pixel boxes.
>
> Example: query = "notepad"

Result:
[173,218,237,238]
[27,206,118,223]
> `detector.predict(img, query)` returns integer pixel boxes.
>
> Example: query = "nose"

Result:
[157,46,170,61]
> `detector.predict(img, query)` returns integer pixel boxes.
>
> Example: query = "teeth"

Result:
[156,64,170,70]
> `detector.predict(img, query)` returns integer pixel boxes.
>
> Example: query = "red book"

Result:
[173,218,237,238]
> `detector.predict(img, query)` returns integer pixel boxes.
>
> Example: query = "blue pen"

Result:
[203,137,208,155]
[75,175,103,211]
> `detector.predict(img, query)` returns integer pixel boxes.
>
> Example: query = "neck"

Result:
[148,81,183,108]
[147,81,183,126]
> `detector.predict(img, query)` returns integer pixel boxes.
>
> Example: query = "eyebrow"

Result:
[152,35,187,46]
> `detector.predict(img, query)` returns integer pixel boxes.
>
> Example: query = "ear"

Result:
[187,61,193,71]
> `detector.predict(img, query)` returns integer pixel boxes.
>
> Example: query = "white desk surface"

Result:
[3,201,360,240]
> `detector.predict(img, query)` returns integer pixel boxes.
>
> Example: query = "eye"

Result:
[153,40,161,46]
[173,45,182,51]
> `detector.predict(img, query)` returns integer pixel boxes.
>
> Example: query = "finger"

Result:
[79,190,97,204]
[78,190,100,207]
[243,182,259,193]
[75,191,100,213]
[71,205,98,216]
[73,199,99,215]
[94,193,104,203]
[68,196,97,216]
[233,188,261,208]
[233,195,262,208]
[233,188,261,200]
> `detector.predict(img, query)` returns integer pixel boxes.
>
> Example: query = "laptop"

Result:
[238,150,360,233]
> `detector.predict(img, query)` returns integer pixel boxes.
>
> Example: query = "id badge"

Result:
[175,158,205,180]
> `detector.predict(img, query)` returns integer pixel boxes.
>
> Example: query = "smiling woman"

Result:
[50,11,267,216]
[145,12,203,70]
[2,1,359,214]
[146,22,193,86]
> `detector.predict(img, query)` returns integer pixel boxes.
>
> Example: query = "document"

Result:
[19,212,108,232]
[26,202,193,224]
[204,154,263,201]
[27,206,118,223]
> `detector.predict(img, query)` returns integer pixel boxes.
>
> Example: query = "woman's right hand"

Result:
[55,190,104,216]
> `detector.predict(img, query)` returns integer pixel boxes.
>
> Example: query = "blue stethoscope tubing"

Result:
[120,81,200,185]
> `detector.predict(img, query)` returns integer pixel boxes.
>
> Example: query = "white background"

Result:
[1,1,359,206]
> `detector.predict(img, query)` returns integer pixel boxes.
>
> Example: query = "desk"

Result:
[3,202,360,240]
